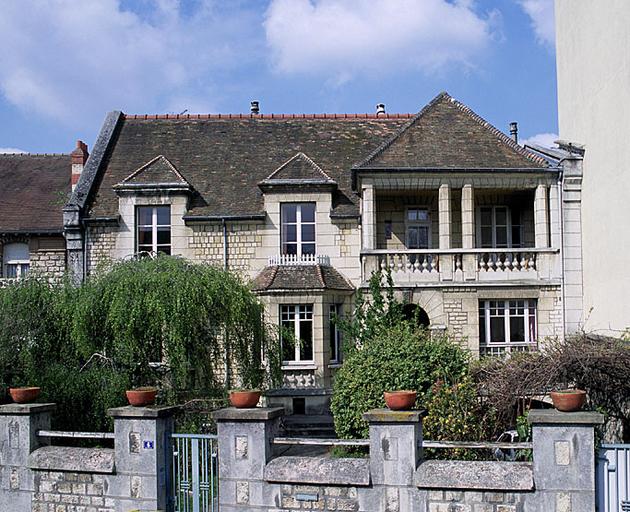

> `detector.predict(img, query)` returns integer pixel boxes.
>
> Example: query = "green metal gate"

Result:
[171,433,219,512]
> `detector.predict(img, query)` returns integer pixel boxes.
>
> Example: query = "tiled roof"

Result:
[118,155,189,185]
[0,154,70,233]
[356,92,549,169]
[263,152,334,183]
[87,116,410,219]
[252,265,354,292]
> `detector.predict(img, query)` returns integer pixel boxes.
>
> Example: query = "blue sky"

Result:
[0,0,557,154]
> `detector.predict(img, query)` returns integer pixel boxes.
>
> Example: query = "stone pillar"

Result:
[63,205,85,284]
[535,184,550,248]
[438,184,451,250]
[213,407,283,509]
[528,409,604,512]
[107,405,178,511]
[0,403,54,511]
[361,183,377,251]
[549,183,561,249]
[461,184,475,249]
[363,409,425,511]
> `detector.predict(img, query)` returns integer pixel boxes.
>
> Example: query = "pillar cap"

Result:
[213,406,284,422]
[0,403,56,415]
[528,409,604,426]
[363,408,426,423]
[107,405,179,418]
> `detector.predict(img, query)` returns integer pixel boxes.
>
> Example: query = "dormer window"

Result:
[281,203,316,256]
[136,206,171,255]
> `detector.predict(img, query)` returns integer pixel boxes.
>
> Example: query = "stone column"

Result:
[63,205,85,284]
[0,403,54,511]
[461,185,477,280]
[535,184,550,248]
[549,183,561,249]
[363,409,425,512]
[361,183,377,251]
[213,406,283,509]
[107,405,178,511]
[528,409,604,512]
[438,184,452,250]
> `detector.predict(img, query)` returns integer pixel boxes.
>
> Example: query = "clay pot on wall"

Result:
[384,390,417,411]
[550,389,587,412]
[9,387,41,404]
[229,390,261,408]
[126,387,158,407]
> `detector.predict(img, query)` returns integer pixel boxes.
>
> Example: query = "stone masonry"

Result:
[32,471,113,512]
[30,250,66,284]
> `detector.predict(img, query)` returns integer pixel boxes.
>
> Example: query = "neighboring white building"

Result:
[556,0,630,335]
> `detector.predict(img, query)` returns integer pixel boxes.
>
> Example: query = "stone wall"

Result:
[86,224,117,273]
[30,250,65,283]
[32,471,113,512]
[214,407,604,512]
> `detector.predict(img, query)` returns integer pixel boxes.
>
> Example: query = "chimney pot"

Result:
[509,122,518,143]
[376,103,386,116]
[250,101,260,115]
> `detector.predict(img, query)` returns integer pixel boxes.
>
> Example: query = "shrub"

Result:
[331,322,470,439]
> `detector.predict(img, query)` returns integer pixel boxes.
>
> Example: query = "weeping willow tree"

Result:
[0,256,281,431]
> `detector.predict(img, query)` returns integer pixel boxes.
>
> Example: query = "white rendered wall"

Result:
[556,0,630,334]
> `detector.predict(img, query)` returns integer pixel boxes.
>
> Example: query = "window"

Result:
[329,304,342,363]
[406,208,431,249]
[281,203,316,256]
[479,300,537,356]
[477,206,522,248]
[2,243,30,279]
[280,305,313,363]
[136,206,171,255]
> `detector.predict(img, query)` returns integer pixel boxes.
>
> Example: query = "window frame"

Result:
[405,206,431,249]
[135,205,172,255]
[476,206,523,249]
[2,243,30,279]
[280,202,316,256]
[479,299,538,355]
[280,304,314,364]
[329,304,342,364]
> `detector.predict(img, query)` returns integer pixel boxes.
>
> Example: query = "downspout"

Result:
[557,166,566,342]
[222,218,228,270]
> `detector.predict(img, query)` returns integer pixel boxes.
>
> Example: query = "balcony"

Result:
[268,254,331,266]
[361,248,559,285]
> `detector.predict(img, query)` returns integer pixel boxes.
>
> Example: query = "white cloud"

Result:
[518,0,555,47]
[521,132,558,148]
[0,0,259,127]
[0,147,27,154]
[264,0,498,82]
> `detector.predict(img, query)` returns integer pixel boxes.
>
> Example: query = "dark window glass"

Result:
[138,228,153,245]
[137,207,153,225]
[510,316,526,342]
[299,320,313,360]
[302,224,315,243]
[301,243,316,255]
[156,206,170,225]
[490,317,505,343]
[156,228,170,245]
[301,203,315,223]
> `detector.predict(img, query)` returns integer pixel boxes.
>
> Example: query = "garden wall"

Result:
[214,407,603,512]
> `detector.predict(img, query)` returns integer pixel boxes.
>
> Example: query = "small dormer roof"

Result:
[113,155,191,193]
[259,152,337,191]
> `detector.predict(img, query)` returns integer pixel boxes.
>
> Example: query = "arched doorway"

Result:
[402,303,430,328]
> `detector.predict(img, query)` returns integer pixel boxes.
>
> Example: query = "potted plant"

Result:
[126,386,158,407]
[384,390,417,411]
[550,388,587,412]
[9,386,41,404]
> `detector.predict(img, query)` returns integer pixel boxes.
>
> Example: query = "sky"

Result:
[0,0,558,154]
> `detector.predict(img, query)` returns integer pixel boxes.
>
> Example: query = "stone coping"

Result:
[415,460,534,491]
[265,388,332,397]
[528,409,604,425]
[362,408,426,423]
[0,403,56,415]
[213,406,284,422]
[264,456,370,486]
[29,446,115,474]
[107,405,179,418]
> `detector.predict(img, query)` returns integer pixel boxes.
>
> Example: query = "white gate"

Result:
[597,444,630,511]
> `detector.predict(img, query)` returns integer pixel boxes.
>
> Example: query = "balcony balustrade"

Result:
[268,254,330,266]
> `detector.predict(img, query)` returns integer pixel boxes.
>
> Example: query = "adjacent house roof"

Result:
[0,154,70,233]
[355,92,548,169]
[252,265,354,292]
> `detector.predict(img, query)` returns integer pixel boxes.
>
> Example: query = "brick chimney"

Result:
[71,140,89,192]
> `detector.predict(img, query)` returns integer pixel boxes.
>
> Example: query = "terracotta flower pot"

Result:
[550,389,586,412]
[384,390,417,411]
[9,387,41,404]
[126,387,158,407]
[229,390,261,409]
